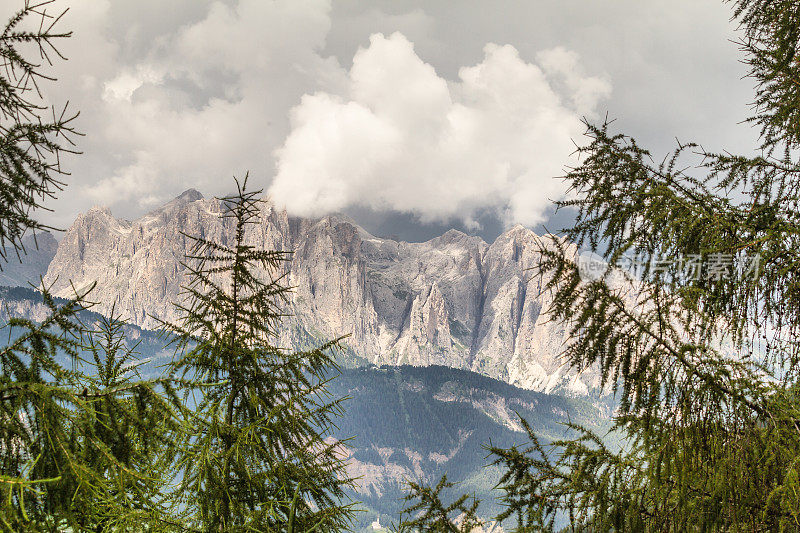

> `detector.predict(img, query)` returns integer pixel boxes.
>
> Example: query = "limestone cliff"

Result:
[43,190,602,395]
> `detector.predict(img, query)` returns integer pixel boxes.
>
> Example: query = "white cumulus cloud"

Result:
[269,32,610,227]
[26,0,348,221]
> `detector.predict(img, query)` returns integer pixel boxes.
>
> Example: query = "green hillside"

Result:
[0,286,614,531]
[328,365,613,530]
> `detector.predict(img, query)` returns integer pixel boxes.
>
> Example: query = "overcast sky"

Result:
[6,0,759,242]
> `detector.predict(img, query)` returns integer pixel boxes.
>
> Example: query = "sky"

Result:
[5,0,759,242]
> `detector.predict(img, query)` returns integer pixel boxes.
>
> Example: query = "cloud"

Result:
[10,0,347,225]
[1,0,746,240]
[83,0,347,208]
[269,32,610,227]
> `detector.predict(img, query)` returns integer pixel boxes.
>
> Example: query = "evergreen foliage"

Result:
[0,1,79,263]
[0,286,176,531]
[164,175,356,532]
[484,0,800,530]
[394,475,482,533]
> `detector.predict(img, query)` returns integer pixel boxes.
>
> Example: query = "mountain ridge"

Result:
[36,189,602,396]
[0,232,58,288]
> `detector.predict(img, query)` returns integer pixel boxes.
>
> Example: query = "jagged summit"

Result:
[314,212,377,241]
[176,188,204,202]
[153,188,205,212]
[499,223,535,239]
[40,193,601,397]
[426,228,480,248]
[86,205,114,216]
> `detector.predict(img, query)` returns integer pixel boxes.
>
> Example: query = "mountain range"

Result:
[4,189,603,397]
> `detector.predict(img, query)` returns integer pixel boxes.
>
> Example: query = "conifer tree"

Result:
[71,308,179,531]
[394,475,482,533]
[0,287,177,531]
[487,0,800,530]
[165,175,355,532]
[0,3,179,529]
[0,1,79,262]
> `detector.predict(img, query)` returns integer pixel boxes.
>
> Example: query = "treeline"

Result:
[3,0,800,531]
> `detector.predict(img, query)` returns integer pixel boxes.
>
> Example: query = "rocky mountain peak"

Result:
[426,228,482,249]
[84,205,119,222]
[40,191,604,396]
[176,188,204,202]
[21,231,58,251]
